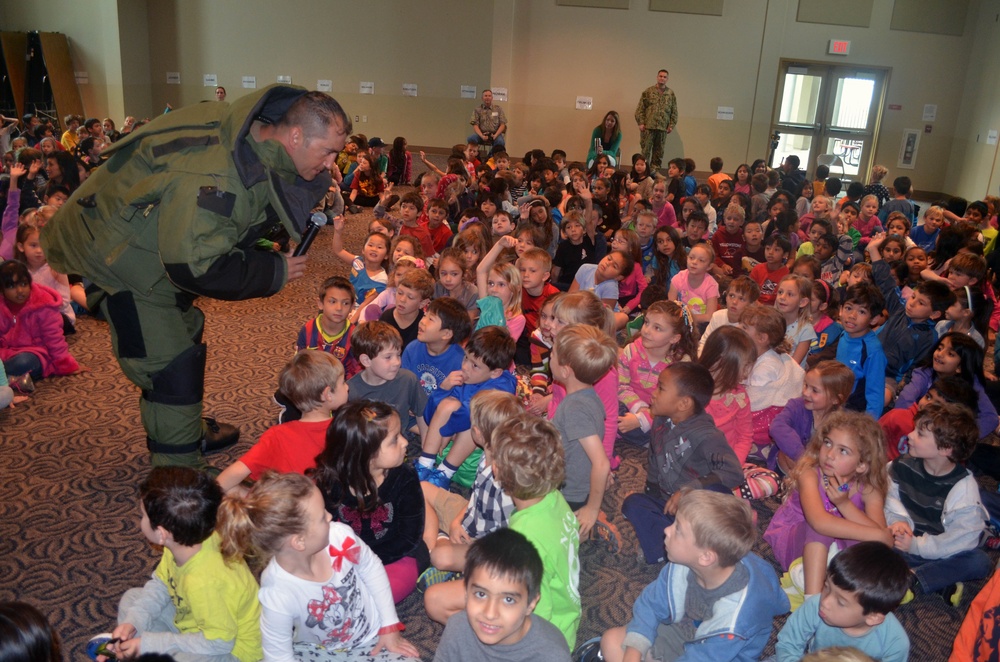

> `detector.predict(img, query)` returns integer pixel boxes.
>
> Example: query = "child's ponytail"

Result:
[216,472,314,568]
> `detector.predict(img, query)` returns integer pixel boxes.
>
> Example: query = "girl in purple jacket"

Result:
[770,360,855,475]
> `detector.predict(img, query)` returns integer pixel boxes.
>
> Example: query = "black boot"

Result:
[200,417,240,453]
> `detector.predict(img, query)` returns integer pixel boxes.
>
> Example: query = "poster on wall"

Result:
[897,129,919,170]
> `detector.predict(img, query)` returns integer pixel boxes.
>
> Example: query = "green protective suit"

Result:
[42,85,331,466]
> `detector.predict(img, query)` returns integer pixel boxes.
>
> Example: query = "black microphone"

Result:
[292,212,328,257]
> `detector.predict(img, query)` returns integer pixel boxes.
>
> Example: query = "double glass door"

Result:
[768,61,889,180]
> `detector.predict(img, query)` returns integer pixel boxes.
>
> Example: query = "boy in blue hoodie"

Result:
[417,326,516,489]
[868,232,955,406]
[598,490,789,662]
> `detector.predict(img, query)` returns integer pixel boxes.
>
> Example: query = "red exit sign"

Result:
[829,40,851,55]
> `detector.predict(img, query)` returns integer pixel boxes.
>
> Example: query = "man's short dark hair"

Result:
[84,117,101,131]
[663,362,714,414]
[828,542,910,615]
[464,527,543,603]
[843,282,885,314]
[140,467,222,546]
[785,154,800,168]
[426,297,472,345]
[466,326,516,371]
[278,91,353,142]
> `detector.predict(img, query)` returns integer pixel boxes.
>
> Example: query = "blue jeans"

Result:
[900,548,992,593]
[617,401,649,447]
[3,352,43,380]
[467,133,505,150]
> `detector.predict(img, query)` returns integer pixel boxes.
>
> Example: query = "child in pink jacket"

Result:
[1,261,79,380]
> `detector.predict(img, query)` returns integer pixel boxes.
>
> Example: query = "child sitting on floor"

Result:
[426,412,582,650]
[764,411,893,602]
[622,362,743,564]
[596,491,788,662]
[433,528,572,660]
[218,350,349,495]
[885,402,991,603]
[217,472,418,661]
[418,326,517,489]
[740,303,805,461]
[420,391,522,585]
[776,541,910,661]
[312,400,431,604]
[550,324,621,546]
[96,467,262,662]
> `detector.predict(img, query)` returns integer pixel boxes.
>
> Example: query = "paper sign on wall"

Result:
[576,96,593,111]
[360,81,374,95]
[242,76,257,89]
[492,87,508,102]
[402,83,418,97]
[460,85,477,99]
[317,80,332,92]
[277,75,292,84]
[922,104,937,121]
[717,106,735,120]
[166,72,181,85]
[987,130,999,146]
[203,74,218,87]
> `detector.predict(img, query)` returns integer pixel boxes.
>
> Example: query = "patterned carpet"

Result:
[0,187,984,660]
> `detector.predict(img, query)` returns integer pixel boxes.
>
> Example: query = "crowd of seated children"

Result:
[20,131,1000,662]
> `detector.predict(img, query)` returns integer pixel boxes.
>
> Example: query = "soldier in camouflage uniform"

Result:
[634,69,678,171]
[42,85,350,468]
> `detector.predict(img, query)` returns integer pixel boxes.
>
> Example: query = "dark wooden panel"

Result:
[0,32,28,120]
[38,32,84,122]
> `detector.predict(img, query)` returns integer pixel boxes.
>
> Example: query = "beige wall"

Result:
[144,0,493,148]
[498,0,978,197]
[0,0,126,120]
[944,0,1000,200]
[2,0,996,200]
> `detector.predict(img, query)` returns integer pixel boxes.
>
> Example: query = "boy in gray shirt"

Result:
[434,528,571,662]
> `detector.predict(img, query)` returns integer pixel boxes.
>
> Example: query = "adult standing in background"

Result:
[216,86,227,102]
[587,110,623,169]
[634,69,678,172]
[468,89,507,151]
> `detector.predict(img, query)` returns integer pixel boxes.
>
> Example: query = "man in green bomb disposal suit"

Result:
[42,85,350,468]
